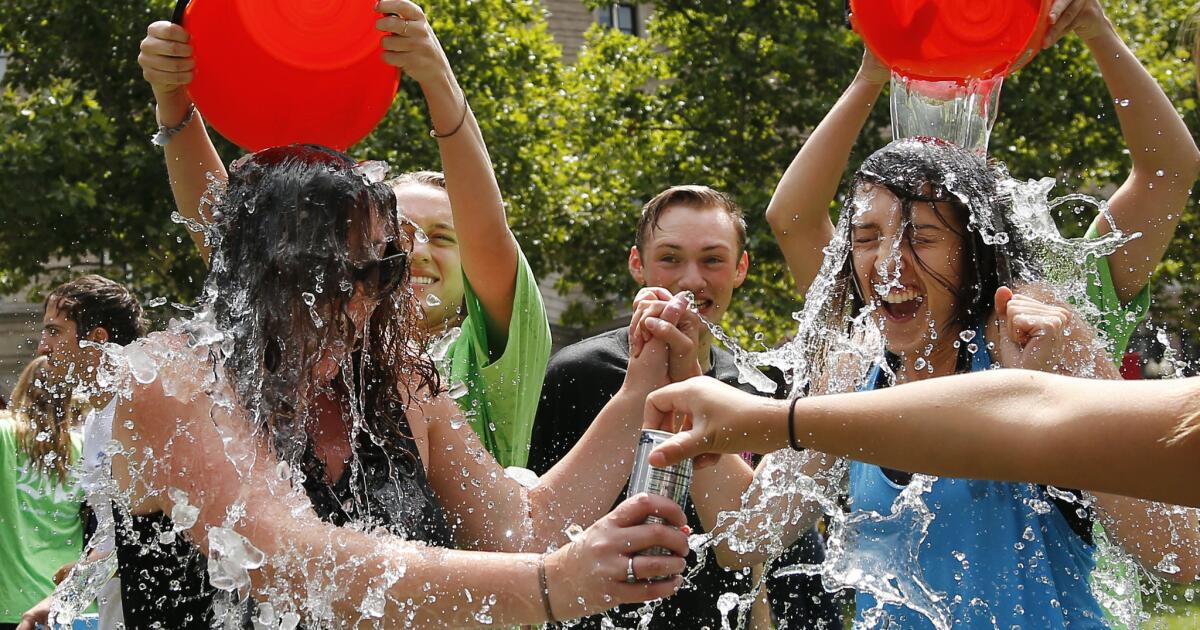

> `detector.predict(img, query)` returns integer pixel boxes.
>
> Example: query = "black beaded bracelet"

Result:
[787,396,804,451]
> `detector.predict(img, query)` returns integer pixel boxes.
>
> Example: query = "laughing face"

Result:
[629,204,749,324]
[850,183,967,356]
[393,183,465,332]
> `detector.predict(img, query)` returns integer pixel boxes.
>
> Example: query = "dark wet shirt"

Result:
[114,415,451,629]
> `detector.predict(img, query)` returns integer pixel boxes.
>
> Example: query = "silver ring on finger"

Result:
[626,556,638,583]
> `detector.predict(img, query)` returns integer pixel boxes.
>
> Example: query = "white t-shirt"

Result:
[80,399,124,630]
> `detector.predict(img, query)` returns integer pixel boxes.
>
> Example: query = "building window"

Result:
[598,4,638,36]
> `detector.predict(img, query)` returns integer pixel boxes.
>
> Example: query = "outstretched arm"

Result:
[379,1,520,342]
[646,372,1200,509]
[765,51,889,294]
[1045,0,1200,303]
[112,362,687,627]
[139,21,226,265]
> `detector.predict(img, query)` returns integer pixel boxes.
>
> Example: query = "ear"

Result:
[733,250,750,288]
[85,327,110,345]
[628,246,646,285]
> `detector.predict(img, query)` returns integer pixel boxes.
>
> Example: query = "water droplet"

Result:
[425,293,442,308]
[301,292,316,307]
[414,227,430,244]
[1116,98,1131,107]
[958,329,976,343]
[1155,169,1165,177]
[966,343,978,354]
[913,358,927,370]
[148,297,168,308]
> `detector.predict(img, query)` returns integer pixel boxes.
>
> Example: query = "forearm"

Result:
[156,90,226,266]
[422,72,519,327]
[766,73,883,292]
[252,514,547,628]
[1094,493,1200,583]
[689,454,766,568]
[1086,23,1200,178]
[527,386,652,550]
[789,371,1200,505]
[1085,20,1200,298]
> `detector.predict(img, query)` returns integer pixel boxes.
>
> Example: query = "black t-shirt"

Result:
[529,328,842,629]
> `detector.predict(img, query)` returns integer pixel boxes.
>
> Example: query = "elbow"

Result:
[1185,145,1200,182]
[764,202,790,234]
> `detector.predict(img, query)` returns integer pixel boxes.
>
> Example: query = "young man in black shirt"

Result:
[528,186,841,629]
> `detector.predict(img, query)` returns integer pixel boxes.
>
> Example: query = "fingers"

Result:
[643,381,692,432]
[648,429,709,468]
[147,21,190,44]
[608,493,688,528]
[633,287,673,308]
[612,575,685,605]
[993,286,1014,318]
[644,318,694,357]
[628,553,689,581]
[620,523,691,558]
[657,292,692,327]
[376,0,427,21]
[1044,0,1086,48]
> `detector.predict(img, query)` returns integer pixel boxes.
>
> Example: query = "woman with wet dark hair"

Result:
[94,144,697,629]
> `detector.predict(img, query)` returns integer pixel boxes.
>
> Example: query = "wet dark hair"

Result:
[46,274,147,345]
[837,138,1020,334]
[203,145,437,464]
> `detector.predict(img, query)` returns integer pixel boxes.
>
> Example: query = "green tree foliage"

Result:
[552,0,1199,342]
[0,0,1196,341]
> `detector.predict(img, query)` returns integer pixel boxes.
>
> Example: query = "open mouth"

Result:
[411,274,439,288]
[877,287,924,323]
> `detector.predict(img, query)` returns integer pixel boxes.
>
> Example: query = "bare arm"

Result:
[647,372,1200,509]
[1093,493,1200,583]
[1049,1,1200,302]
[111,354,686,627]
[765,51,888,294]
[139,21,226,265]
[421,378,654,553]
[380,1,520,341]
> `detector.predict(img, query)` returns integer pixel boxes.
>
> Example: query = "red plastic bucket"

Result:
[849,0,1052,83]
[177,0,399,151]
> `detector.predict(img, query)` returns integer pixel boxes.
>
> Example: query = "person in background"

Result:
[1,357,84,630]
[528,185,841,629]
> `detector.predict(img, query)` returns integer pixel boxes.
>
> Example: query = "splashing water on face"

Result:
[690,149,1159,628]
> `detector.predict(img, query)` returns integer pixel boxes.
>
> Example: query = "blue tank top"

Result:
[848,329,1109,629]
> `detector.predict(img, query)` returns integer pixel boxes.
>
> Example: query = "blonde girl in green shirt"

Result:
[0,356,84,627]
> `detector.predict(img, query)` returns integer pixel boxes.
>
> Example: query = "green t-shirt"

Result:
[1083,219,1151,357]
[445,247,552,469]
[0,418,84,622]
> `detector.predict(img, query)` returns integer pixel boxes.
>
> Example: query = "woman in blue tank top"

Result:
[670,136,1200,629]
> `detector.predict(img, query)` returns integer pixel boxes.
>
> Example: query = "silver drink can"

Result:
[628,429,693,556]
